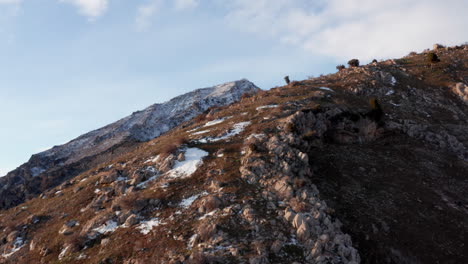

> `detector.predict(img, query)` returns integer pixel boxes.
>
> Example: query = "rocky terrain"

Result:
[0,44,467,264]
[0,79,260,209]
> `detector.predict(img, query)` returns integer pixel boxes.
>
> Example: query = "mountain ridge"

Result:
[0,79,260,209]
[0,44,467,263]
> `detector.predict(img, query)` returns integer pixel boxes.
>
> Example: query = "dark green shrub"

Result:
[348,59,360,67]
[427,52,440,69]
[336,65,345,71]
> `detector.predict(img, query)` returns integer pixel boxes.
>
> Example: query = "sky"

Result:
[0,0,467,176]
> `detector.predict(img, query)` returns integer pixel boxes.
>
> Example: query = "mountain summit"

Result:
[0,79,260,209]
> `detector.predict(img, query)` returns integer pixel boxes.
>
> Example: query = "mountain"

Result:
[0,79,260,209]
[0,44,467,264]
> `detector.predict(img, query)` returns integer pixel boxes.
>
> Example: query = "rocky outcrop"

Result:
[238,110,361,263]
[452,82,468,104]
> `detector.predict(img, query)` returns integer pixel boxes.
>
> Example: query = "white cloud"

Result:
[174,0,198,10]
[60,0,109,20]
[222,0,468,61]
[0,0,21,4]
[135,0,162,32]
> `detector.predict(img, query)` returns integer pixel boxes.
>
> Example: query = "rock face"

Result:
[0,79,260,209]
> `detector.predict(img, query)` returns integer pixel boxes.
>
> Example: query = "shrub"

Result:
[427,52,440,63]
[284,75,291,85]
[348,59,360,67]
[371,59,378,64]
[336,65,345,71]
[367,98,384,122]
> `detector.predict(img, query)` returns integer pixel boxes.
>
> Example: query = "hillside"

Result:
[0,45,467,264]
[0,79,260,209]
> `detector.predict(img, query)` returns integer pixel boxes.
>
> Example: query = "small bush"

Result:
[427,52,440,63]
[336,65,345,71]
[367,98,384,122]
[284,76,291,85]
[371,59,378,64]
[285,123,296,133]
[348,59,360,67]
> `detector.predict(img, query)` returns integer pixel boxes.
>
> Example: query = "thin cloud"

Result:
[60,0,109,21]
[174,0,198,10]
[0,0,21,4]
[135,0,162,32]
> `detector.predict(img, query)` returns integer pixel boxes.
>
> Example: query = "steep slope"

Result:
[0,45,467,264]
[0,79,260,209]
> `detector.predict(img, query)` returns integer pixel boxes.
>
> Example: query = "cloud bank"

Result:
[221,0,468,61]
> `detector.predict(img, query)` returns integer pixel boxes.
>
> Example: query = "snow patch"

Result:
[93,220,119,234]
[192,129,211,135]
[386,90,395,96]
[58,245,70,260]
[30,167,45,177]
[198,122,251,143]
[390,76,397,86]
[144,155,160,164]
[180,191,208,209]
[1,237,24,258]
[136,174,160,189]
[247,133,267,141]
[199,209,218,220]
[319,87,334,92]
[256,105,278,110]
[137,218,161,235]
[204,117,229,127]
[167,148,208,178]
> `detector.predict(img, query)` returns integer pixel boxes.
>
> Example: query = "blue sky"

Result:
[0,0,467,176]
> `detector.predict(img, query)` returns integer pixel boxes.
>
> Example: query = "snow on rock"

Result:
[136,175,160,189]
[93,220,119,234]
[30,167,45,177]
[319,87,334,92]
[390,76,397,86]
[247,134,267,141]
[144,155,160,164]
[256,105,278,110]
[58,245,70,260]
[1,237,24,258]
[199,209,218,220]
[198,122,251,143]
[386,90,395,96]
[180,191,208,209]
[192,129,211,135]
[167,148,208,178]
[137,218,161,235]
[203,116,231,127]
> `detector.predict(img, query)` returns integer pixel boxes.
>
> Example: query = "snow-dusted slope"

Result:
[0,79,260,208]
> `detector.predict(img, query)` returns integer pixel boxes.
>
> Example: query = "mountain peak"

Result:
[0,79,260,209]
